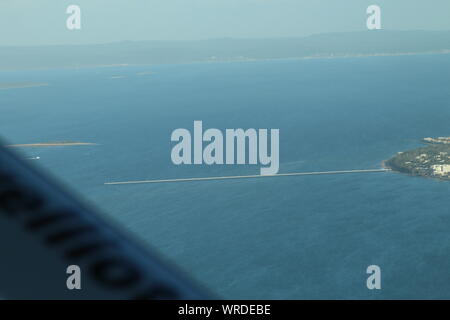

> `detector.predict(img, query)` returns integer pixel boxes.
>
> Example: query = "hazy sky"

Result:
[1,0,450,46]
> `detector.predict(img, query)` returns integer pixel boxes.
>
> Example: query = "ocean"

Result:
[2,54,450,299]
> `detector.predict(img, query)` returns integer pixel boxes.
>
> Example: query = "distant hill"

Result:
[2,30,450,71]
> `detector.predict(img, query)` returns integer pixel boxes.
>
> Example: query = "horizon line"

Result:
[2,29,450,48]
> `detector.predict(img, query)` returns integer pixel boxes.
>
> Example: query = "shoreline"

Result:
[0,82,49,90]
[7,142,97,148]
[382,143,450,182]
[1,50,450,73]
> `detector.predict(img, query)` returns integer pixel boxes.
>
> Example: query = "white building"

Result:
[432,164,450,176]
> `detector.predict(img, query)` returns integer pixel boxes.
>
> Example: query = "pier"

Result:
[104,168,391,185]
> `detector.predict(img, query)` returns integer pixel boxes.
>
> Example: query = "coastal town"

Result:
[385,137,450,180]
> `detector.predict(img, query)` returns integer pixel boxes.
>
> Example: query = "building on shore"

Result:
[432,164,450,176]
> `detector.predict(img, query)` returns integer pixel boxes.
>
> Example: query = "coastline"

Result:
[0,82,49,90]
[1,50,450,73]
[7,142,97,148]
[382,146,450,182]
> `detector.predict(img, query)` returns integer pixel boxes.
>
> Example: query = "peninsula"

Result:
[384,137,450,180]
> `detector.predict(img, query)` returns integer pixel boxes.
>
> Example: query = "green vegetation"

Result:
[385,138,450,180]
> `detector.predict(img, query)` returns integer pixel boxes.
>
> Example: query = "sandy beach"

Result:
[7,142,96,147]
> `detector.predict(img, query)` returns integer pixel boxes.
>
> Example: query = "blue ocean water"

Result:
[2,55,450,299]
